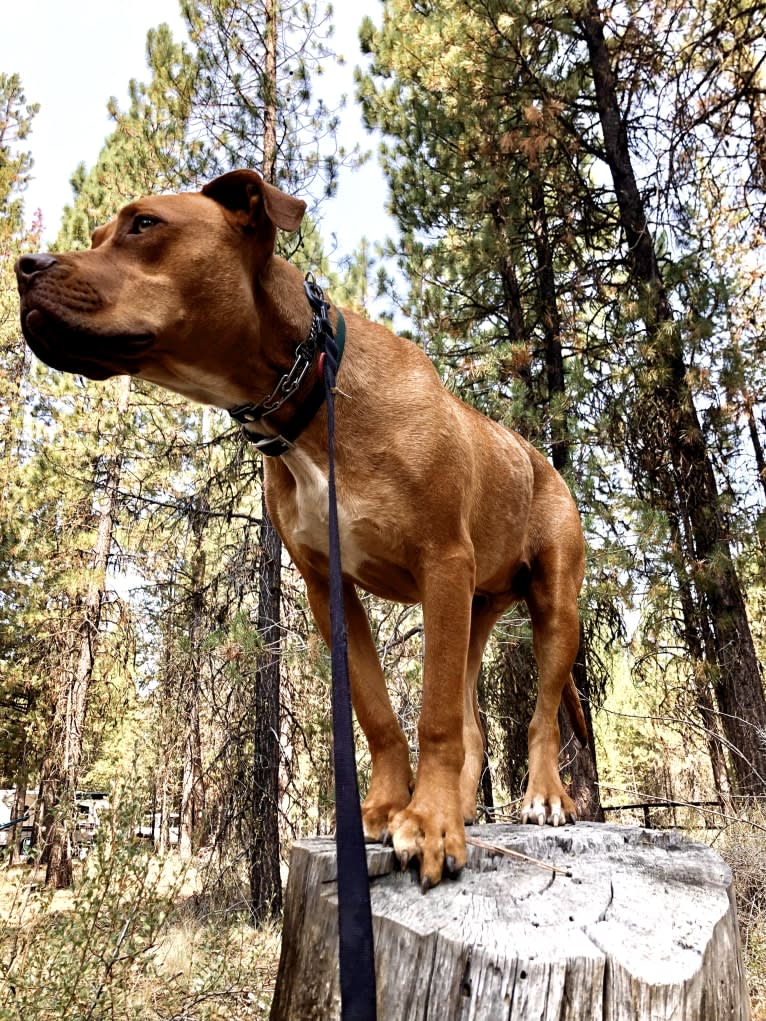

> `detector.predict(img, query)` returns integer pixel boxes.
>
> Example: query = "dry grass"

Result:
[718,823,766,1020]
[0,850,281,1021]
[146,915,281,1020]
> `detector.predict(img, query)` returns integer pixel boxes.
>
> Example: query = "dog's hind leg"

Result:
[460,597,506,824]
[521,543,583,826]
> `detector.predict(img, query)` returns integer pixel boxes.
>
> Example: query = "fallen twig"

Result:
[465,835,573,878]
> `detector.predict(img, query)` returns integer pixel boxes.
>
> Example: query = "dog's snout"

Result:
[15,253,58,285]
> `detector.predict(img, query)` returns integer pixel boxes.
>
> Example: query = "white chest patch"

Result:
[281,447,366,575]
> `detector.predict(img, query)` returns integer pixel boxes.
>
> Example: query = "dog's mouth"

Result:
[21,306,155,381]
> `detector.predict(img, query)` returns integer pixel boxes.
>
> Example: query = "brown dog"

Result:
[16,170,587,889]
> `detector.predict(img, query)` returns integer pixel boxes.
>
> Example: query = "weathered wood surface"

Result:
[270,822,751,1021]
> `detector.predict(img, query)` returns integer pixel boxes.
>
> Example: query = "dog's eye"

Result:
[130,215,160,234]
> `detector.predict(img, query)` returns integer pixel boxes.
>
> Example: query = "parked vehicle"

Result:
[0,789,34,858]
[74,791,111,851]
[135,811,180,846]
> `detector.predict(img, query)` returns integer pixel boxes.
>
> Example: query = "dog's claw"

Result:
[399,850,410,872]
[445,854,462,878]
[522,791,578,828]
[421,875,432,895]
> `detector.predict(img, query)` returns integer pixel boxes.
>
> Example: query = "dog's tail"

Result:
[562,675,589,747]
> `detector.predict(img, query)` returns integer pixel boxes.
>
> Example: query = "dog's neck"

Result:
[236,255,331,442]
[256,256,315,345]
[248,257,309,351]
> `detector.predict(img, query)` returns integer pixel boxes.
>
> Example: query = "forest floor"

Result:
[0,830,760,1019]
[720,820,766,1020]
[0,852,281,1020]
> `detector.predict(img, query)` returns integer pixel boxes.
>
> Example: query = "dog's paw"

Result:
[389,799,467,892]
[361,750,413,843]
[362,787,412,844]
[520,790,577,827]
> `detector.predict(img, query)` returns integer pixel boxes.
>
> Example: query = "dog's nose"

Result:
[15,253,58,285]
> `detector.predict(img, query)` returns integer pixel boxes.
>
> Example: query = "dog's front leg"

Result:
[390,550,475,891]
[299,564,414,838]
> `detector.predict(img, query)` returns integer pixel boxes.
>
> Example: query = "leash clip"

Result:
[304,273,330,321]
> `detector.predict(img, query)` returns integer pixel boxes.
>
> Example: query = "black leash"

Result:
[306,277,378,1020]
[231,277,377,1017]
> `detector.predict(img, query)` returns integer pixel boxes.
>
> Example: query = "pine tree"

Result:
[0,73,40,486]
[27,25,202,887]
[359,0,766,801]
[574,0,766,795]
[0,72,41,862]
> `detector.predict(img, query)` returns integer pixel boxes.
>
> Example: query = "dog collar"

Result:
[229,276,345,456]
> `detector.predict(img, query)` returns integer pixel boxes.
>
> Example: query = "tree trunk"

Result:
[180,498,207,860]
[528,171,568,475]
[576,0,766,795]
[250,489,283,921]
[743,392,766,505]
[262,0,278,184]
[247,0,284,923]
[273,826,751,1021]
[476,670,495,821]
[45,376,131,887]
[9,731,30,865]
[180,697,204,859]
[158,780,171,856]
[739,48,766,192]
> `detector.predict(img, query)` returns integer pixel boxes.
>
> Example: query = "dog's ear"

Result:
[202,169,306,233]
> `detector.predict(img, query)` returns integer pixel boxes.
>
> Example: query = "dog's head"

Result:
[15,170,306,405]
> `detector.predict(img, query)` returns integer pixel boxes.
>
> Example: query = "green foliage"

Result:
[0,74,43,797]
[0,792,279,1019]
[0,792,178,1020]
[2,3,766,1001]
[181,0,362,197]
[359,0,766,802]
[0,73,38,238]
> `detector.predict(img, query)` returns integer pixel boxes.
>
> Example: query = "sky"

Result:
[0,0,394,257]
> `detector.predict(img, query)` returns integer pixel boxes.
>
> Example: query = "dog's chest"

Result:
[280,448,365,573]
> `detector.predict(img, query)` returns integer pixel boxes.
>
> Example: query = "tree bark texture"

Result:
[261,0,278,184]
[248,3,285,922]
[250,491,283,922]
[180,497,207,861]
[272,823,751,1021]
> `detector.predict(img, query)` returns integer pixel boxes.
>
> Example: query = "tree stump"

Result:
[270,822,751,1021]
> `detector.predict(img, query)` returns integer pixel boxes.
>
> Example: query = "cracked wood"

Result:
[270,822,751,1021]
